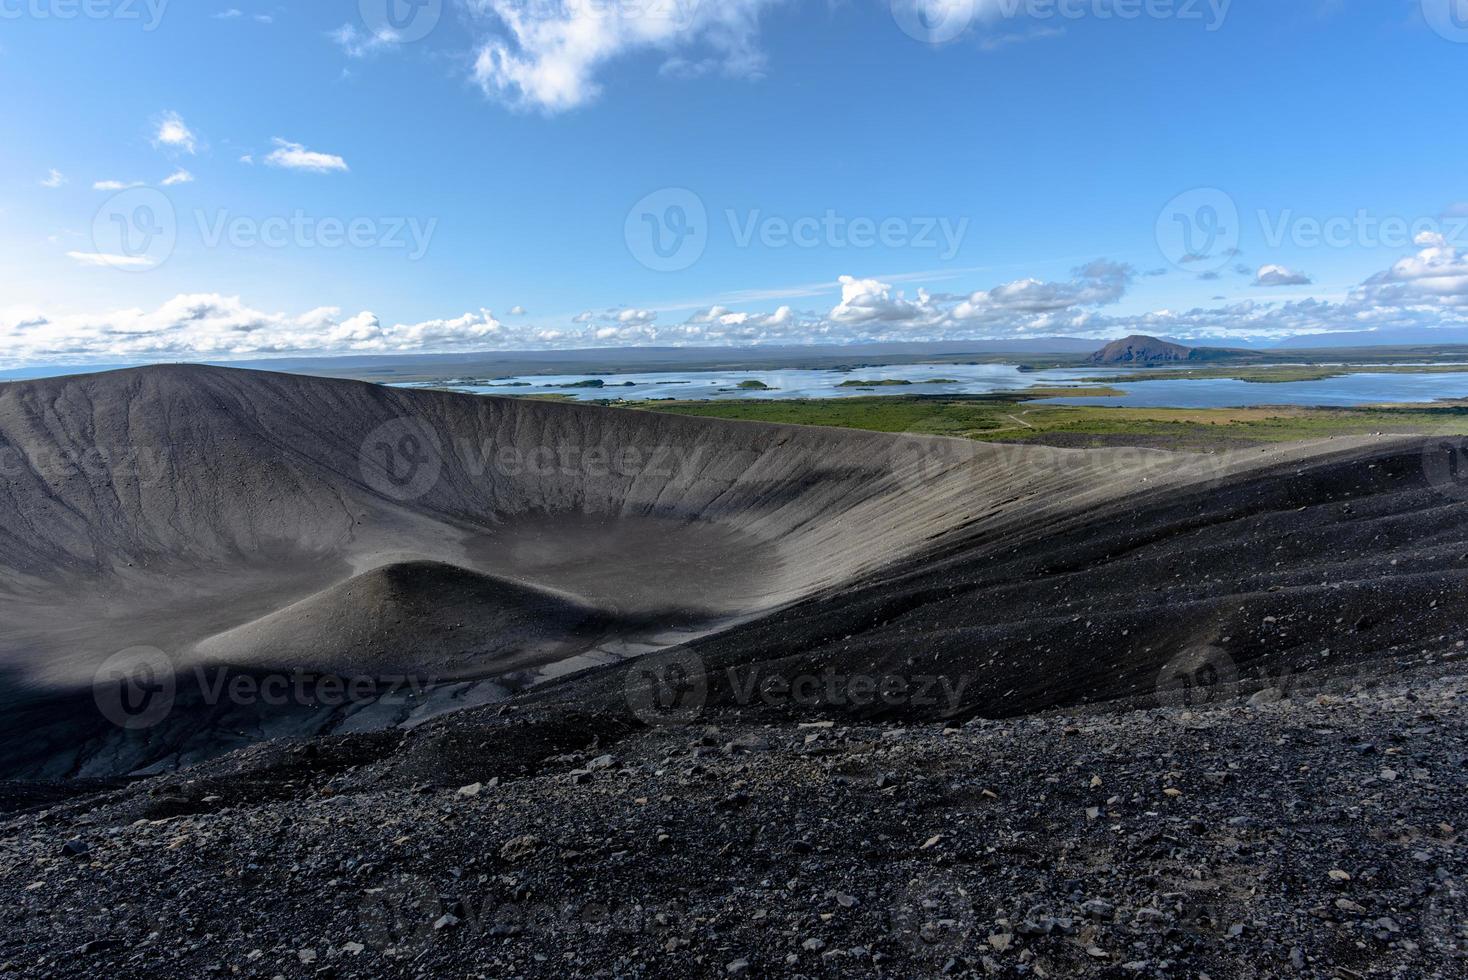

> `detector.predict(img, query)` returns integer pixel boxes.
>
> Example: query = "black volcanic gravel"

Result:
[1,667,1464,979]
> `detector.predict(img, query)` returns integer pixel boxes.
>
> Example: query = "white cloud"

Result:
[66,251,154,269]
[829,276,935,325]
[509,305,527,315]
[0,296,516,363]
[1356,231,1468,307]
[1254,264,1313,287]
[93,180,144,191]
[950,260,1133,322]
[19,239,1468,365]
[264,138,349,173]
[40,169,67,189]
[161,169,195,186]
[470,0,785,112]
[239,154,255,165]
[331,24,403,58]
[217,8,271,22]
[154,111,198,154]
[678,304,800,342]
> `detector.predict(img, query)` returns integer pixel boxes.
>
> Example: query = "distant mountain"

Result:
[1273,328,1468,350]
[1089,335,1198,364]
[1,340,1108,385]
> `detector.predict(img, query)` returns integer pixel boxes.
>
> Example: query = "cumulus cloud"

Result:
[678,304,800,342]
[93,180,144,191]
[264,139,349,173]
[954,260,1132,318]
[154,111,197,154]
[829,276,935,325]
[469,0,784,112]
[40,169,67,189]
[0,296,520,363]
[615,308,653,325]
[1254,264,1313,287]
[1357,231,1468,307]
[161,169,195,186]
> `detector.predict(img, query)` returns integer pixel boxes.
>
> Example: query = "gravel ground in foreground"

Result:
[1,669,1465,980]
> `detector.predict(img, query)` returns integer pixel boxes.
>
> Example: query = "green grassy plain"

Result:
[622,393,1468,451]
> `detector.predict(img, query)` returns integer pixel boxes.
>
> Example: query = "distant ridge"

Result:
[1089,335,1197,364]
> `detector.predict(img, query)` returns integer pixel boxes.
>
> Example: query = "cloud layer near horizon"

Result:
[7,236,1468,365]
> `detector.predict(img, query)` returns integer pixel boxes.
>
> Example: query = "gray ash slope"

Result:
[0,363,1033,774]
[529,434,1468,724]
[0,363,1192,777]
[0,366,1466,975]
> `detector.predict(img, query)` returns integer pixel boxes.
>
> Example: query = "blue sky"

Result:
[3,0,1468,364]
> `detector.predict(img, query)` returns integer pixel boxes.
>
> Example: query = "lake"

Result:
[407,363,1468,409]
